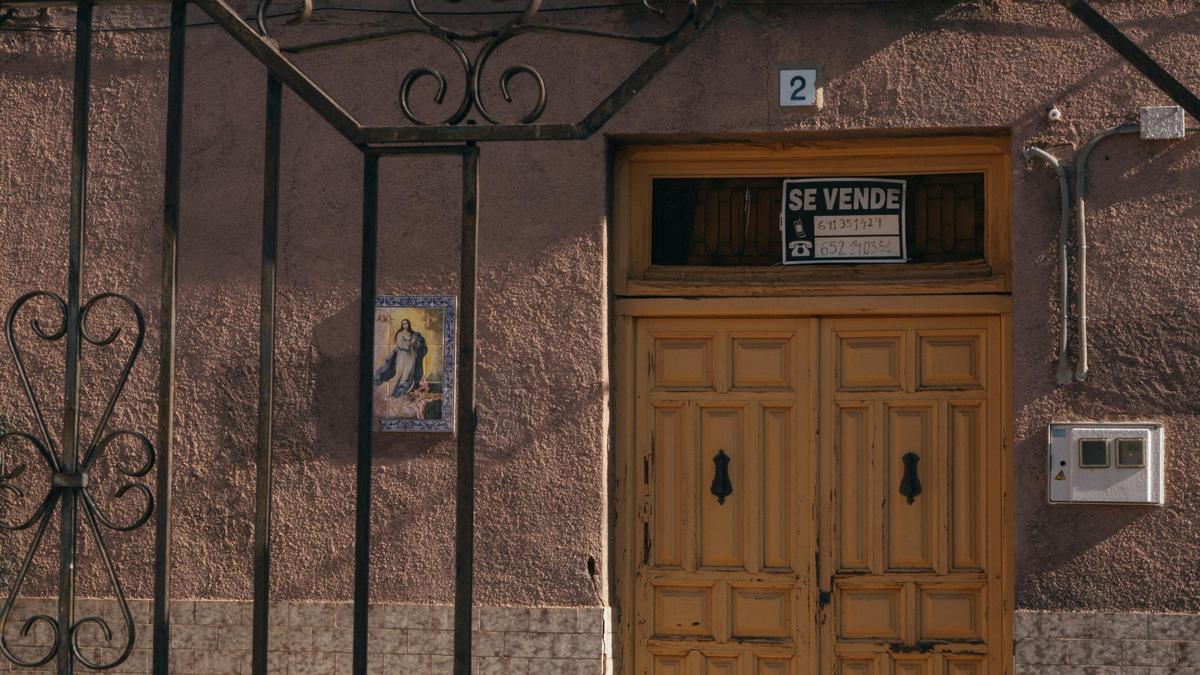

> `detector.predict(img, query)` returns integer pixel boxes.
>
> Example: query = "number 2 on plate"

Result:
[790,75,807,101]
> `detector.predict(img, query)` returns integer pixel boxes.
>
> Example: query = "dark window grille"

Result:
[651,173,986,266]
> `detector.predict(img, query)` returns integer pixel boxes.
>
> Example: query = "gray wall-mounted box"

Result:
[1048,423,1164,505]
[1139,106,1186,140]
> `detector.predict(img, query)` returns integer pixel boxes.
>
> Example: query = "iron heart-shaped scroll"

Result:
[0,291,154,670]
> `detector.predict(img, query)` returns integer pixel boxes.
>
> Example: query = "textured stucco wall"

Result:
[1,0,1199,612]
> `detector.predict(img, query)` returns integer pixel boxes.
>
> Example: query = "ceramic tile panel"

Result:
[0,599,612,674]
[1015,611,1200,672]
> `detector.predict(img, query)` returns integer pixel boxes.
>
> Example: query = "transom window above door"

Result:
[612,136,1011,297]
[651,173,986,267]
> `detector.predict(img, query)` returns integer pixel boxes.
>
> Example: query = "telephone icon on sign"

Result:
[789,240,813,258]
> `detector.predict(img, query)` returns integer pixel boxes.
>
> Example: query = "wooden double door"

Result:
[628,316,1007,675]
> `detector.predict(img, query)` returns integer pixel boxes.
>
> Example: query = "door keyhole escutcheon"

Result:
[711,450,732,505]
[899,452,922,505]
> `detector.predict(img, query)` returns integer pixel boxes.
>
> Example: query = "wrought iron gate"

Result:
[0,0,725,673]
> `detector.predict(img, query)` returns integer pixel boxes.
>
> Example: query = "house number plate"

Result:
[778,66,820,108]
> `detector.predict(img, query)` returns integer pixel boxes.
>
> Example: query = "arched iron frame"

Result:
[0,0,728,673]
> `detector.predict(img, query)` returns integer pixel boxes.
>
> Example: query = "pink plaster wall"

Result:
[0,1,1198,612]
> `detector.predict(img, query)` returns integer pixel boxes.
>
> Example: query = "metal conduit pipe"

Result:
[1073,123,1139,382]
[1023,145,1074,385]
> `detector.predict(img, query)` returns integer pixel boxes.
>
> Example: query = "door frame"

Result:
[612,295,1013,675]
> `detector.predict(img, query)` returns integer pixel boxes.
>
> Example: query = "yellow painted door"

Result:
[818,317,1004,675]
[633,318,818,675]
[630,315,1006,675]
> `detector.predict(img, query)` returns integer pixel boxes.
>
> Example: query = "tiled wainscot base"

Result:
[0,599,612,674]
[13,605,1199,673]
[1016,610,1200,674]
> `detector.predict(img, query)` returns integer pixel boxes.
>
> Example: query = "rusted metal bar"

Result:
[367,145,474,156]
[577,0,723,136]
[189,0,362,144]
[453,142,479,675]
[1059,0,1200,121]
[0,0,157,7]
[152,1,186,672]
[0,0,153,7]
[351,152,379,675]
[59,4,92,672]
[282,27,428,55]
[251,74,282,675]
[357,124,582,145]
[144,0,722,146]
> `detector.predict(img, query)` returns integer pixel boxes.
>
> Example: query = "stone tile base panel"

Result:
[0,599,612,674]
[1016,610,1200,674]
[13,605,1190,673]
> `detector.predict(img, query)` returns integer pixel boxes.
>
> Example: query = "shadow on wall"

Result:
[312,301,448,462]
[1014,132,1200,610]
[1020,503,1148,573]
[1085,312,1200,416]
[746,2,967,131]
[929,5,1200,39]
[311,298,609,467]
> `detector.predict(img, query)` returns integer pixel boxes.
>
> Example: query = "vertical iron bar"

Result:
[251,75,282,675]
[351,153,379,675]
[453,142,479,675]
[153,1,187,672]
[153,1,186,667]
[60,3,93,673]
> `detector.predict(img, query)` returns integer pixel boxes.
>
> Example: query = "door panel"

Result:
[653,653,688,675]
[653,404,686,569]
[948,402,986,572]
[654,336,715,390]
[836,333,904,391]
[630,315,1004,675]
[837,584,904,641]
[699,405,745,569]
[917,584,985,641]
[634,318,816,674]
[884,403,937,572]
[836,655,883,675]
[754,656,792,675]
[916,330,985,390]
[819,317,1003,675]
[835,402,874,573]
[732,337,792,390]
[944,655,987,675]
[891,656,933,675]
[703,654,740,675]
[761,406,793,571]
[730,584,792,639]
[653,584,715,638]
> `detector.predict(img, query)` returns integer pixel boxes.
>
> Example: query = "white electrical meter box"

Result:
[1048,423,1164,505]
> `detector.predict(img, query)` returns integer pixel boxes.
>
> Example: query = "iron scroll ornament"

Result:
[710,449,732,505]
[269,0,705,127]
[899,452,922,505]
[0,291,153,669]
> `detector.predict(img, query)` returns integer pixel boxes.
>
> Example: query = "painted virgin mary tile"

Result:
[373,296,456,432]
